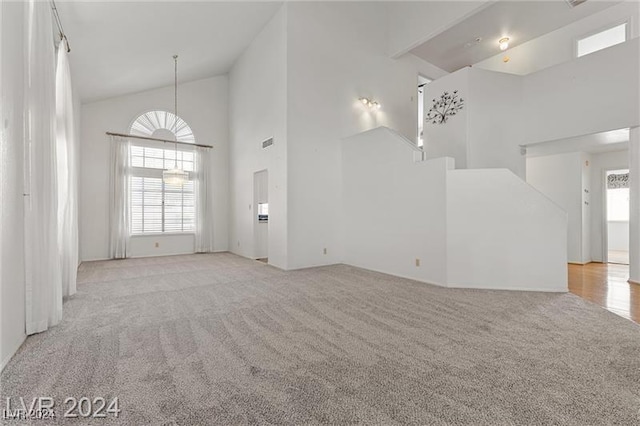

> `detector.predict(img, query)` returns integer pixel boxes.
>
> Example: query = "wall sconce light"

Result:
[499,37,510,51]
[359,97,381,110]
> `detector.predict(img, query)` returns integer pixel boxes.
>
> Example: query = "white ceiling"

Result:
[525,128,629,157]
[410,0,621,72]
[58,1,283,103]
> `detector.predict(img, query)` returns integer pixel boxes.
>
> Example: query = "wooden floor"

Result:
[569,262,639,323]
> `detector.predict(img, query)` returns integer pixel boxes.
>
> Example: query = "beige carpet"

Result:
[1,253,639,425]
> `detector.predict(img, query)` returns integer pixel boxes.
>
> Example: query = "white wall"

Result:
[467,68,525,178]
[0,1,26,370]
[476,1,640,75]
[80,76,229,260]
[527,148,632,265]
[423,67,469,168]
[386,1,491,58]
[629,127,639,283]
[343,127,567,292]
[285,1,447,270]
[581,152,592,264]
[423,67,525,178]
[229,6,288,269]
[590,149,629,261]
[523,38,640,145]
[527,152,591,264]
[423,37,638,180]
[447,169,567,292]
[342,127,450,286]
[607,222,629,251]
[127,234,196,258]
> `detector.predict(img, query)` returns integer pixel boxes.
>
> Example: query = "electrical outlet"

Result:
[155,242,159,248]
[323,248,327,255]
[237,241,240,247]
[415,258,420,267]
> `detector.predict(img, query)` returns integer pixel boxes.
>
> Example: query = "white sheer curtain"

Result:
[24,0,62,334]
[109,136,131,258]
[56,43,78,297]
[195,147,214,252]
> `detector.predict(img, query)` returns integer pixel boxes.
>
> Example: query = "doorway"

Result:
[605,169,629,265]
[417,74,431,147]
[253,170,268,262]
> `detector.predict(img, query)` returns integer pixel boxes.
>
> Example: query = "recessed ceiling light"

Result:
[499,37,510,51]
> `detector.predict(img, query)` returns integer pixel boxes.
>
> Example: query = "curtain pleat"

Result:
[24,0,62,334]
[195,147,214,252]
[109,137,131,258]
[56,42,79,297]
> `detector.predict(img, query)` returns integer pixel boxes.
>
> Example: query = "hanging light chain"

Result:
[162,54,188,186]
[173,54,179,169]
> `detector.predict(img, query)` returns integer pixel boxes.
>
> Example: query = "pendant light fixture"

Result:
[163,55,189,185]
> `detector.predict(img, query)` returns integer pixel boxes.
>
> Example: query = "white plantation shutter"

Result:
[165,180,195,232]
[129,145,195,234]
[130,110,195,144]
[125,110,206,240]
[130,175,163,233]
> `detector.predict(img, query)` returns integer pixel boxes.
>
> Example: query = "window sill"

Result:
[131,232,195,237]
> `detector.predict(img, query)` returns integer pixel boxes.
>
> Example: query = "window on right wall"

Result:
[576,22,627,57]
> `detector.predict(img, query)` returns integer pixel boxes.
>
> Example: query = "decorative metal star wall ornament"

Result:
[425,90,464,124]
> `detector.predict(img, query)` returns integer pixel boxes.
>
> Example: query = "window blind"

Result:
[130,145,195,234]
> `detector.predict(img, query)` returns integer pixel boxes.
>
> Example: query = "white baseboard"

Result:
[81,250,230,263]
[340,262,447,288]
[446,283,568,293]
[126,251,195,259]
[80,257,111,262]
[129,250,231,259]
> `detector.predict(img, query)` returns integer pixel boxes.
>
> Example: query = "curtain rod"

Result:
[106,132,213,149]
[51,0,71,53]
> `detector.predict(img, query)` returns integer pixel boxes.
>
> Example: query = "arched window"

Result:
[130,110,195,144]
[129,111,196,234]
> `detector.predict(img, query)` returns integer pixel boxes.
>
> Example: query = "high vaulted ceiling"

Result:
[61,1,624,103]
[58,1,283,103]
[410,0,621,72]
